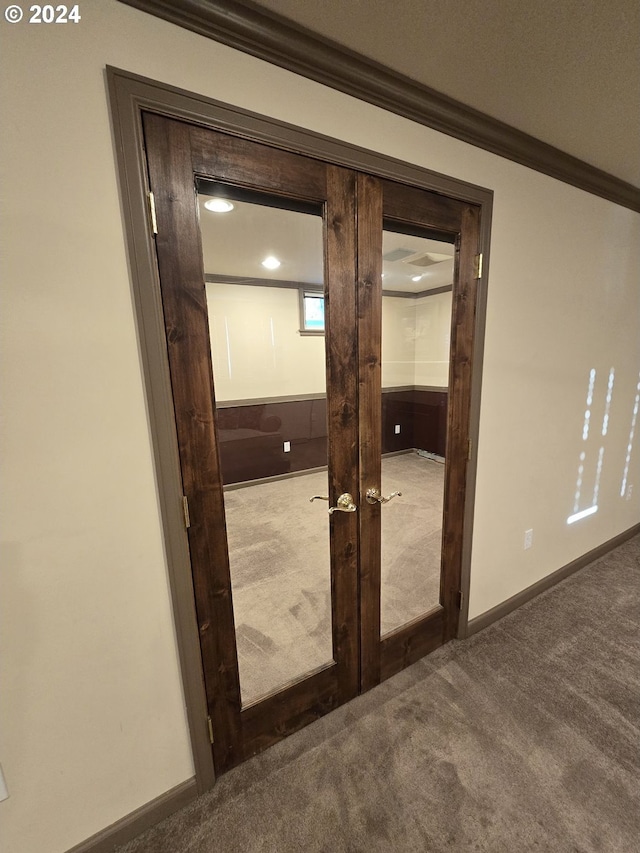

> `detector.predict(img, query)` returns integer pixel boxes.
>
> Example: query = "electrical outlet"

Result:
[524,529,533,550]
[394,424,401,435]
[626,484,634,500]
[283,441,291,453]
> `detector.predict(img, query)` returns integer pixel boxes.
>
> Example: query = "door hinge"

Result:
[473,253,483,279]
[182,495,191,529]
[207,715,214,744]
[468,439,472,460]
[148,191,158,235]
[456,590,463,610]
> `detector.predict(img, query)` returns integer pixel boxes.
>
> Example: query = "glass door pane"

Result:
[380,225,455,635]
[198,186,334,706]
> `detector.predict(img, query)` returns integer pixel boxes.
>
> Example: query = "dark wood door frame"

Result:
[145,114,365,772]
[107,66,493,791]
[357,176,481,690]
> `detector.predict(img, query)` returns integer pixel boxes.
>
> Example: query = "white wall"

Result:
[414,292,452,387]
[208,285,447,400]
[207,282,326,401]
[381,293,452,388]
[1,3,638,852]
[380,297,417,387]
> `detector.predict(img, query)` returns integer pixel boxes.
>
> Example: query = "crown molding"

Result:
[118,0,639,213]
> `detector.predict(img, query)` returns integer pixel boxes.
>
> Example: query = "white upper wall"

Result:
[1,3,638,852]
[207,282,327,400]
[381,297,416,388]
[208,284,451,400]
[414,292,452,387]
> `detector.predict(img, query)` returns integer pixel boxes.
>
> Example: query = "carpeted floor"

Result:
[118,533,640,853]
[224,452,444,704]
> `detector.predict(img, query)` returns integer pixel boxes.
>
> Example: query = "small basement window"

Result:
[299,289,325,334]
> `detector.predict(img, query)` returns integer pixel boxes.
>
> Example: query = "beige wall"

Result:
[414,292,452,387]
[208,284,448,399]
[380,296,417,388]
[207,282,326,400]
[1,3,638,852]
[381,293,452,388]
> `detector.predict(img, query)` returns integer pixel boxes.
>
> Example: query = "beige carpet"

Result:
[223,452,444,705]
[118,534,640,853]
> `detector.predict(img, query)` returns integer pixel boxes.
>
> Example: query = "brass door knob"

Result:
[365,487,402,505]
[310,493,357,514]
[329,493,357,514]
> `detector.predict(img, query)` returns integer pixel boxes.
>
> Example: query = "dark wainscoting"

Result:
[217,397,328,485]
[218,389,448,485]
[382,388,448,457]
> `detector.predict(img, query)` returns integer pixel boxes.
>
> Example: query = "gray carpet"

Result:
[118,533,639,853]
[225,452,444,704]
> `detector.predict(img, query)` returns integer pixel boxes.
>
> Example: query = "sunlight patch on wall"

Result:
[620,374,640,498]
[582,367,596,441]
[567,505,599,524]
[567,367,615,526]
[602,368,614,436]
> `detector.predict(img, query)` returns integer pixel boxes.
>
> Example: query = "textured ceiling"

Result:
[247,0,640,188]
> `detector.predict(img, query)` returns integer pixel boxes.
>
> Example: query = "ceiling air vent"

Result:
[382,248,417,262]
[403,251,453,267]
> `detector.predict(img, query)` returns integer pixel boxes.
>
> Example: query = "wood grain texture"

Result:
[377,178,477,679]
[241,665,337,758]
[380,607,444,682]
[190,125,327,201]
[115,65,491,784]
[147,117,364,772]
[381,179,464,235]
[441,204,481,641]
[356,173,383,691]
[325,165,360,703]
[143,111,478,772]
[143,113,243,773]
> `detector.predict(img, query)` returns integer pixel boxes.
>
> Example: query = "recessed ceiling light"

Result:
[411,275,422,282]
[262,256,281,270]
[204,199,234,213]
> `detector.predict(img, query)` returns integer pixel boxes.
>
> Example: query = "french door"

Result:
[144,113,479,774]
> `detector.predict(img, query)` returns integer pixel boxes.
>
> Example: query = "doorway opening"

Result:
[108,65,492,787]
[198,183,456,706]
[144,113,481,773]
